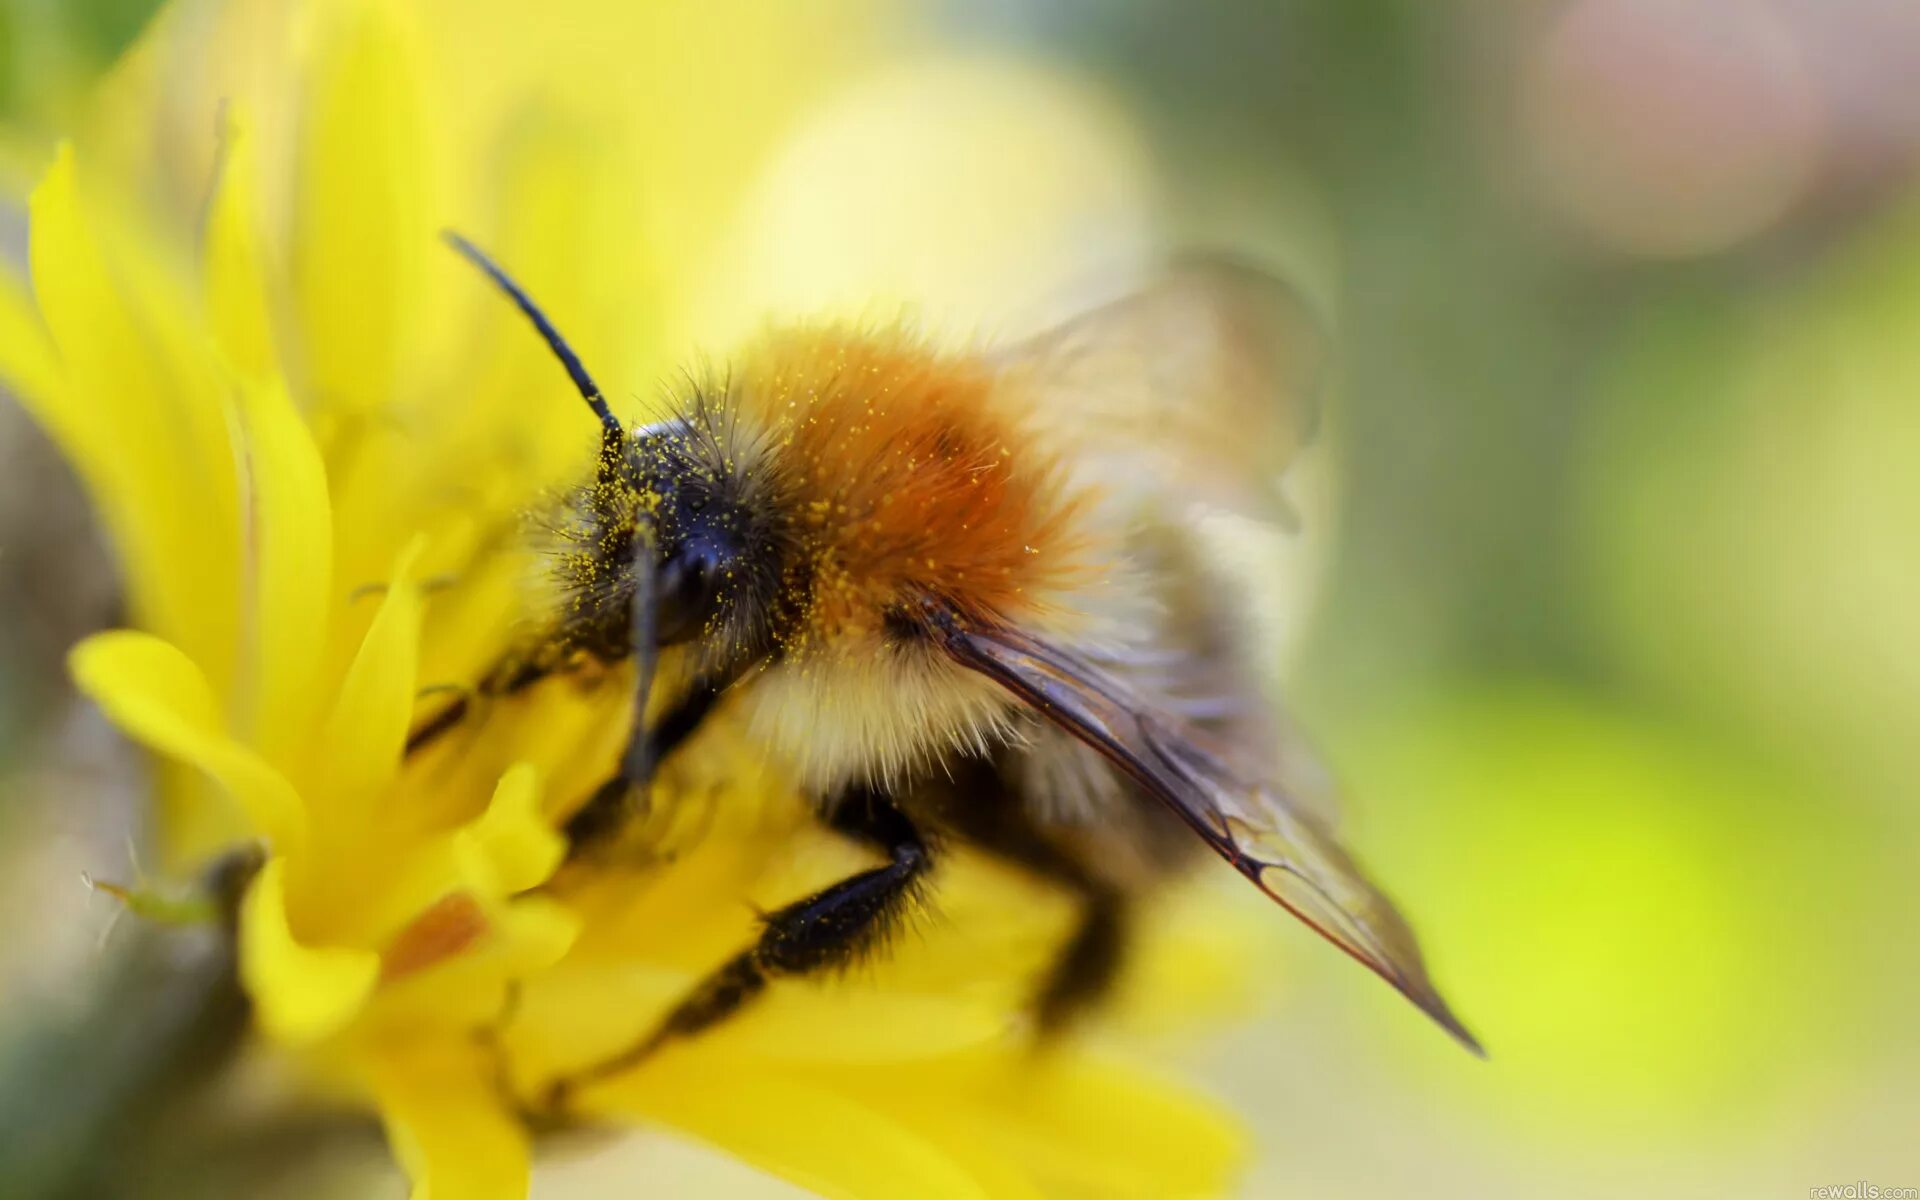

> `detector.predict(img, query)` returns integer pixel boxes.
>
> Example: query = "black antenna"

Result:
[443,231,625,478]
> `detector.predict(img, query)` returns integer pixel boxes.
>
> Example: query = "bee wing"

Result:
[998,254,1328,523]
[933,613,1482,1054]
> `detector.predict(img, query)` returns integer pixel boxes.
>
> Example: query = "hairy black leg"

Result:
[1033,883,1128,1034]
[548,791,930,1107]
[941,766,1133,1034]
[561,678,726,849]
[404,695,471,756]
[405,656,554,755]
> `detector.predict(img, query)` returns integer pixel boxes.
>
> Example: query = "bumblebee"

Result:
[420,233,1480,1096]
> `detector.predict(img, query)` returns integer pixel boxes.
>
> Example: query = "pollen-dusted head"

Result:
[545,411,795,674]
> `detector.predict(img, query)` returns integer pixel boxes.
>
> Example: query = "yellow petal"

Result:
[589,1054,995,1200]
[840,1049,1246,1200]
[233,370,334,765]
[456,763,564,896]
[687,985,1009,1067]
[367,895,579,1035]
[203,108,279,380]
[292,0,430,416]
[487,894,579,975]
[282,537,426,941]
[556,816,829,967]
[314,764,569,984]
[69,631,305,852]
[27,145,242,688]
[1001,1055,1244,1199]
[506,966,1007,1087]
[311,536,425,816]
[364,1039,529,1200]
[316,761,552,950]
[240,857,380,1043]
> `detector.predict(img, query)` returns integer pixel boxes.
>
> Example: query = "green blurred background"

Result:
[2,0,1915,1196]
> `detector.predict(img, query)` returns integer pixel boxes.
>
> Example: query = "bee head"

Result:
[616,415,792,668]
[539,408,797,707]
[442,233,794,685]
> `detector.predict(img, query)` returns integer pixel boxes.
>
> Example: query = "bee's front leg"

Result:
[560,677,724,849]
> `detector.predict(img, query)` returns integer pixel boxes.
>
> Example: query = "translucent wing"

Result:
[929,609,1482,1054]
[998,254,1328,523]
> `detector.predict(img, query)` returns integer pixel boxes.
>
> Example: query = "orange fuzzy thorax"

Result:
[731,325,1100,649]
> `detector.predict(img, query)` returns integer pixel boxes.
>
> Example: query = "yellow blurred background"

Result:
[1,1,1915,1196]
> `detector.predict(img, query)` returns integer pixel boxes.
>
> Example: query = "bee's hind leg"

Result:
[1031,881,1129,1035]
[941,770,1133,1036]
[545,788,931,1108]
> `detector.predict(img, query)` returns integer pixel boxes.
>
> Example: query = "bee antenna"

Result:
[442,230,625,478]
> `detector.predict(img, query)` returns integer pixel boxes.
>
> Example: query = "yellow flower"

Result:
[0,1,1255,1197]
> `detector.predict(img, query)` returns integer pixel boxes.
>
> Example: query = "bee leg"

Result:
[560,677,725,849]
[405,655,555,756]
[1032,884,1129,1035]
[944,785,1131,1034]
[547,790,929,1108]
